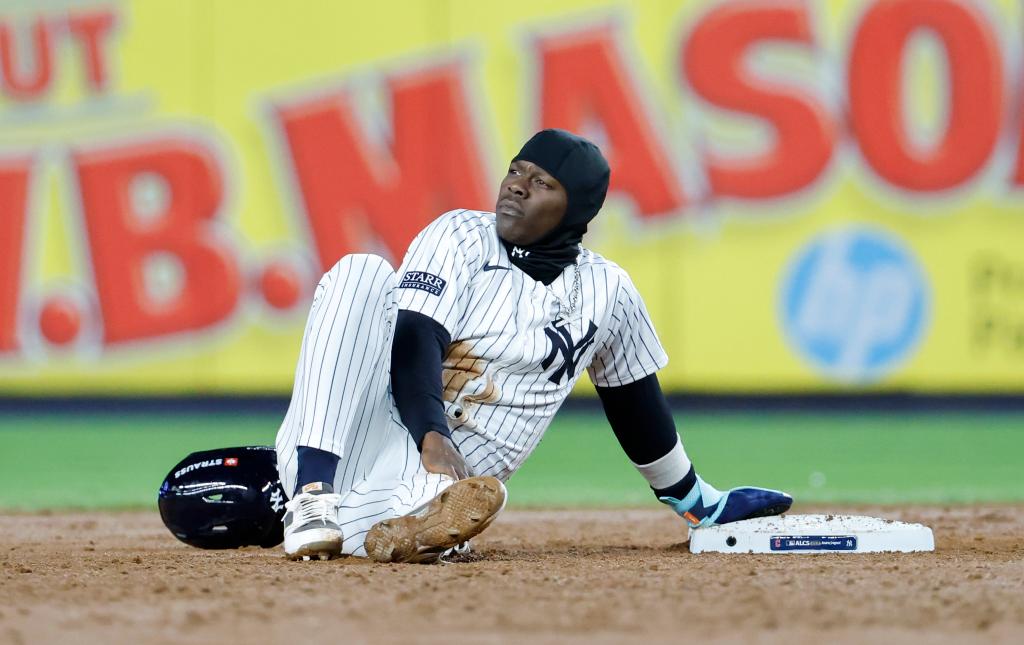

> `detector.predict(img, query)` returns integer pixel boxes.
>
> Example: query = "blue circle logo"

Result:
[780,226,930,384]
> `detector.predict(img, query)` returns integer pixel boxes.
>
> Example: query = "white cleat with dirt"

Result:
[282,483,344,561]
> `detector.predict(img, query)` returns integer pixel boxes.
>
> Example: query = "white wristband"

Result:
[631,435,692,490]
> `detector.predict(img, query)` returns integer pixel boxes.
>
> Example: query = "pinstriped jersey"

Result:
[395,209,668,480]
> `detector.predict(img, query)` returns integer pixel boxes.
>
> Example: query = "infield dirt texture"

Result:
[2,505,1023,644]
[3,410,1023,643]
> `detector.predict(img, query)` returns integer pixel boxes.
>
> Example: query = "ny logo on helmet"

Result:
[542,320,598,385]
[269,487,285,513]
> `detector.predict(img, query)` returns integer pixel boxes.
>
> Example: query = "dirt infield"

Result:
[2,505,1022,644]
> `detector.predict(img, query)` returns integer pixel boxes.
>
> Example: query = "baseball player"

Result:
[276,129,792,562]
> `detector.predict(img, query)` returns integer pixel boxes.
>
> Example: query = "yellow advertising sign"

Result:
[0,0,1022,394]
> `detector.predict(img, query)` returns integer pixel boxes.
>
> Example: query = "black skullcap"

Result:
[512,129,610,234]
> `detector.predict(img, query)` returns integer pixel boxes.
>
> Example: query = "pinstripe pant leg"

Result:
[275,254,398,497]
[337,431,457,557]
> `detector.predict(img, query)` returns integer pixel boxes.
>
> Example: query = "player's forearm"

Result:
[390,309,453,450]
[597,373,698,500]
[595,373,678,464]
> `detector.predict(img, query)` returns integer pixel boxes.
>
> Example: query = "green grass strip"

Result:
[0,411,1020,510]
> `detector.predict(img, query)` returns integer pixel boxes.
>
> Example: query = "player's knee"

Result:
[333,253,393,275]
[322,254,395,285]
[317,254,397,303]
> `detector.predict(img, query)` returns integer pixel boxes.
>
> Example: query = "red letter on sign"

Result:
[539,26,685,218]
[74,138,240,345]
[849,0,1002,191]
[0,158,31,353]
[0,17,53,100]
[275,62,490,270]
[67,9,118,93]
[1013,108,1024,186]
[682,1,834,199]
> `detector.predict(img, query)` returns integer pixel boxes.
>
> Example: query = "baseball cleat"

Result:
[364,476,506,564]
[660,475,792,529]
[439,541,472,561]
[283,482,344,561]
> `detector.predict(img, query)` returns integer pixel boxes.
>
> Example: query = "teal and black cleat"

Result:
[659,476,792,529]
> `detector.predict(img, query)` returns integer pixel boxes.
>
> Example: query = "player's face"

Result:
[495,160,568,246]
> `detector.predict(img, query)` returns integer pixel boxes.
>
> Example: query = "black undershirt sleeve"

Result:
[390,309,452,451]
[595,373,678,465]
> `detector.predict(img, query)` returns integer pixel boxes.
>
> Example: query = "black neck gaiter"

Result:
[500,129,610,285]
[499,232,581,285]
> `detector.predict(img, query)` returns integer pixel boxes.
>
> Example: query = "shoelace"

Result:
[290,494,341,527]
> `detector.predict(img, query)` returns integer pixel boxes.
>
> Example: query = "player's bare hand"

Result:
[420,431,473,480]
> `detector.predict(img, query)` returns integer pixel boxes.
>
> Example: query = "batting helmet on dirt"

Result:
[158,445,287,549]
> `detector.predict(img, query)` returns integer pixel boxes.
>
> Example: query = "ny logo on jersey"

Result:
[541,320,598,385]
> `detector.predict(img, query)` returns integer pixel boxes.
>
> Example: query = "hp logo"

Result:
[780,226,930,384]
